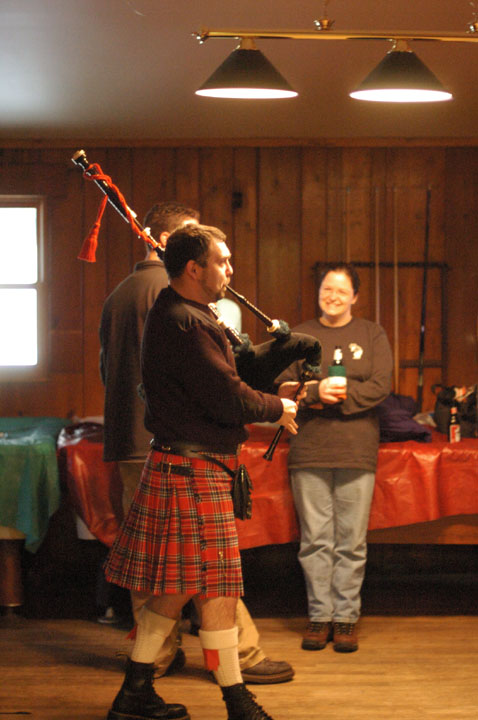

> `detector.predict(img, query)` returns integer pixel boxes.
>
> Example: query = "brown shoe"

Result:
[301,621,333,651]
[333,622,358,653]
[241,657,294,684]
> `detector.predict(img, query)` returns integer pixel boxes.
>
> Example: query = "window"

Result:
[0,196,46,378]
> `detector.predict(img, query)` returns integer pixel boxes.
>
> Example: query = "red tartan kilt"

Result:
[104,450,243,598]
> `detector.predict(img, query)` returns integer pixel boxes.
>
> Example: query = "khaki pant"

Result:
[119,460,266,672]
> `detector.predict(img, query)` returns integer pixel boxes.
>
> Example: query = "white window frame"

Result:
[0,195,47,381]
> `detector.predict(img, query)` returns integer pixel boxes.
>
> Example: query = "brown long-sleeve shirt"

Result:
[99,260,168,461]
[277,316,393,472]
[142,286,283,451]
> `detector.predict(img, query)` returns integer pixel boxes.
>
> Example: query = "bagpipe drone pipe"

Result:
[72,150,321,458]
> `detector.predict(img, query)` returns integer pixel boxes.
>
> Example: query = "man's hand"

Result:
[277,381,308,403]
[278,398,299,434]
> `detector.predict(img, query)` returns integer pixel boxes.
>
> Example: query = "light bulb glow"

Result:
[350,88,452,102]
[196,87,298,99]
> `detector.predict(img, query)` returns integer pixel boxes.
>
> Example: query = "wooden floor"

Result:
[1,613,478,720]
[2,536,477,720]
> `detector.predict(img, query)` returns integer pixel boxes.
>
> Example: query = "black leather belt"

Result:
[152,441,238,457]
[154,461,193,477]
[154,443,240,483]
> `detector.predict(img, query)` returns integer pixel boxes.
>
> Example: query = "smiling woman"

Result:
[276,260,393,653]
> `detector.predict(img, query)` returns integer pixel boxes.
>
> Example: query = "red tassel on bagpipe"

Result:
[77,162,158,262]
[77,195,107,262]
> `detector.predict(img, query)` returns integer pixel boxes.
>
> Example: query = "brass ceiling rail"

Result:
[196,28,478,44]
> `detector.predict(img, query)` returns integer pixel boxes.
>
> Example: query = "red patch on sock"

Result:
[203,648,220,671]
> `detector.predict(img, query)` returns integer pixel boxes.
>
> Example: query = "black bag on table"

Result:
[432,384,478,437]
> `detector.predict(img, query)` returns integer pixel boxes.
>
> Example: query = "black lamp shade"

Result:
[350,49,452,102]
[196,47,297,99]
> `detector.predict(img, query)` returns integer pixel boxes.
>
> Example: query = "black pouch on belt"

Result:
[200,455,253,520]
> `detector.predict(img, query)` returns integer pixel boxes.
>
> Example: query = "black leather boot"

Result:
[221,683,275,720]
[107,659,190,720]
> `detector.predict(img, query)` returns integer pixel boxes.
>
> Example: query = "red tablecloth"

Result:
[57,424,124,547]
[58,423,478,550]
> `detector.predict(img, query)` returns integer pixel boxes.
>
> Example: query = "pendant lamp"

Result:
[349,41,452,103]
[196,38,298,99]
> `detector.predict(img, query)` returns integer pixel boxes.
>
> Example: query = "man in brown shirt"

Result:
[104,224,299,720]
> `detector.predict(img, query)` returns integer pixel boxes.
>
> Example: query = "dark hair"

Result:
[143,201,199,240]
[318,262,360,295]
[164,224,227,279]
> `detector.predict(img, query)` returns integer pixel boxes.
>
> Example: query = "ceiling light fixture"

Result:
[194,14,478,103]
[195,38,297,99]
[349,40,452,103]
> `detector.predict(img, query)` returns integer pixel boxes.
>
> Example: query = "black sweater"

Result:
[142,287,283,451]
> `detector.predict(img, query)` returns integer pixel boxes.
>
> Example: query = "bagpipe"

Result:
[71,150,321,459]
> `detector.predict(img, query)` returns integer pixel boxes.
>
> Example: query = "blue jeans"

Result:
[290,467,375,623]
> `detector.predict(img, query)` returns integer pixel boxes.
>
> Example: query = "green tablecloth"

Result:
[0,417,69,552]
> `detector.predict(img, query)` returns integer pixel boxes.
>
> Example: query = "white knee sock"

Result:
[199,626,242,687]
[131,607,176,664]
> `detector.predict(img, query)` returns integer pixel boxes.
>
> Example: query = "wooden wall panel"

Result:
[323,148,344,260]
[1,142,475,420]
[174,147,200,211]
[301,148,328,322]
[444,148,478,386]
[47,166,83,336]
[230,148,259,339]
[258,148,302,337]
[198,148,234,258]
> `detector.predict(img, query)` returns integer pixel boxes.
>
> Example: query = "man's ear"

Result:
[184,259,200,280]
[351,293,358,306]
[158,231,170,249]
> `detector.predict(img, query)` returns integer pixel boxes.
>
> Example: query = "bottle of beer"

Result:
[448,405,461,443]
[328,346,347,399]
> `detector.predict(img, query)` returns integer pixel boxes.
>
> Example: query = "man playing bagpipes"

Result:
[103,224,303,720]
[99,201,297,684]
[74,153,322,719]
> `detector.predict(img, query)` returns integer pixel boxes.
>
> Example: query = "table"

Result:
[58,422,478,550]
[0,417,68,607]
[57,422,124,547]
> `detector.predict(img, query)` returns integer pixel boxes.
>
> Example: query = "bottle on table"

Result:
[328,345,347,400]
[448,405,461,443]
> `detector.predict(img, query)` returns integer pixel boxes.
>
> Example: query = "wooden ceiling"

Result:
[2,0,478,143]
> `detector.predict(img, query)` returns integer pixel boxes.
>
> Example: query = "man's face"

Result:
[198,239,233,303]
